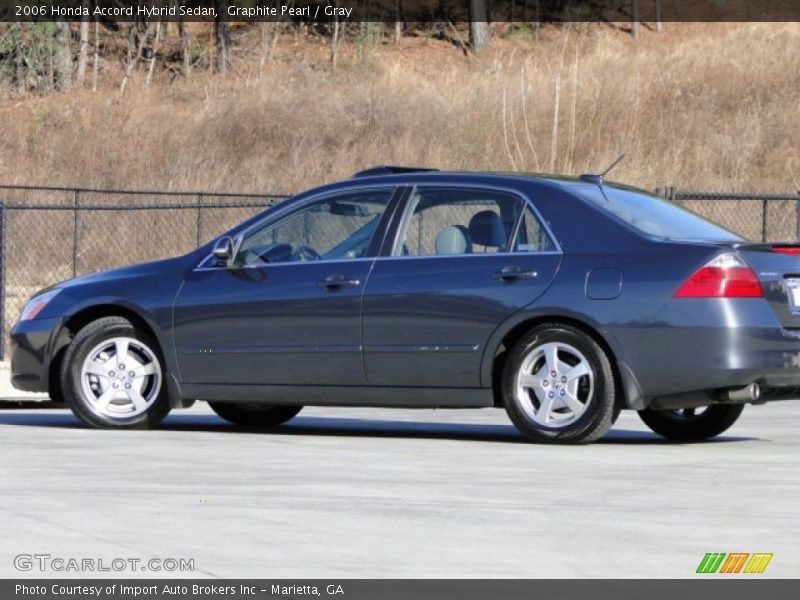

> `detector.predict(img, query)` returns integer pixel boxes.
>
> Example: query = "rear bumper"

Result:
[619,323,800,406]
[9,317,60,393]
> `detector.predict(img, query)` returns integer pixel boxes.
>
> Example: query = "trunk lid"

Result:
[736,243,800,328]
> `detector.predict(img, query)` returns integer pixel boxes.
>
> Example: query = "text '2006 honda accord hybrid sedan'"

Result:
[11,166,800,443]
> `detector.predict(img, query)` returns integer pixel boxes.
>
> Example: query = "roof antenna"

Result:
[579,153,626,185]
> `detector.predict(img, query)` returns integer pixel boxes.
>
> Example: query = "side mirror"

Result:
[212,236,236,266]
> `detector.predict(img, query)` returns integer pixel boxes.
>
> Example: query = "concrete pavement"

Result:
[0,401,798,579]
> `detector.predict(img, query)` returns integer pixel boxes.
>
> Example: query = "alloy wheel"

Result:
[79,336,162,419]
[515,341,595,428]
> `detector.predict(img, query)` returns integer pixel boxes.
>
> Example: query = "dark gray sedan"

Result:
[10,166,800,443]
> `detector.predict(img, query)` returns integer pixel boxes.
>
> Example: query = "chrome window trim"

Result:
[194,184,400,271]
[386,182,563,258]
[372,250,563,263]
[194,257,376,272]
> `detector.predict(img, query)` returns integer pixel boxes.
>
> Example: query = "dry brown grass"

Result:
[1,22,800,195]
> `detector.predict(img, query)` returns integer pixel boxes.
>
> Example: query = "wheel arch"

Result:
[485,313,645,410]
[48,304,169,404]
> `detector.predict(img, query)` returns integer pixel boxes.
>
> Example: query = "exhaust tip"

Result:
[725,382,761,403]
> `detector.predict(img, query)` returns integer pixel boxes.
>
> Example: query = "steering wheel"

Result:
[292,245,321,262]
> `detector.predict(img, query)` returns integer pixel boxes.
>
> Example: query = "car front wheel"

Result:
[61,316,170,429]
[208,402,302,428]
[638,405,744,440]
[502,323,617,444]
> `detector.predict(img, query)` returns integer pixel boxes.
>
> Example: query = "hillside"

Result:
[1,22,799,194]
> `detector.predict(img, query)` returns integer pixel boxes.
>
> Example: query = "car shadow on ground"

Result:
[0,411,758,445]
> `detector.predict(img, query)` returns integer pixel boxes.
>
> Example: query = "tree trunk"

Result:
[330,3,341,69]
[655,0,663,33]
[179,18,192,75]
[120,22,151,94]
[469,0,490,52]
[259,22,281,75]
[631,0,641,40]
[54,20,72,90]
[92,18,99,92]
[12,24,24,92]
[76,7,90,87]
[214,0,231,74]
[146,21,162,86]
[394,0,402,44]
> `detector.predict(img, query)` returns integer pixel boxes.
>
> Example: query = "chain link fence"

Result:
[1,184,800,360]
[657,188,800,243]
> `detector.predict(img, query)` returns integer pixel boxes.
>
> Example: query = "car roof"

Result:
[318,169,613,193]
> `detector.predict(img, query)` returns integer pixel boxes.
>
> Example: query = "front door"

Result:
[173,187,397,386]
[362,186,561,387]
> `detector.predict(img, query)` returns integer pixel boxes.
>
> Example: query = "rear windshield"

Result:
[573,185,743,241]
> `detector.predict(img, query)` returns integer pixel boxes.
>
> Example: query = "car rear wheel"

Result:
[208,402,302,428]
[61,316,170,429]
[638,405,744,440]
[502,323,616,444]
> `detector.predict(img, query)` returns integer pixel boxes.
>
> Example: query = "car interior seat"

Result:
[434,225,472,255]
[468,211,507,251]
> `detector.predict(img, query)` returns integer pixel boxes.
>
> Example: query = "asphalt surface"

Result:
[0,401,798,579]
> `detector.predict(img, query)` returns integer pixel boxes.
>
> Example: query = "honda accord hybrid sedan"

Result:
[10,166,800,443]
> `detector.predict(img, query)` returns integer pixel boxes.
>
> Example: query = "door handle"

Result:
[318,274,361,290]
[493,265,538,281]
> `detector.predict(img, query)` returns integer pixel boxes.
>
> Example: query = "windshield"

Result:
[573,185,743,241]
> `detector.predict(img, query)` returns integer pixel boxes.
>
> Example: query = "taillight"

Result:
[773,246,800,255]
[673,253,763,298]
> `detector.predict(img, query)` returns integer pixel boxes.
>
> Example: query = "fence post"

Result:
[762,198,768,242]
[72,189,80,278]
[196,193,203,247]
[0,202,5,361]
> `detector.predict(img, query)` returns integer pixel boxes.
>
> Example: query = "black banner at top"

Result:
[2,0,800,23]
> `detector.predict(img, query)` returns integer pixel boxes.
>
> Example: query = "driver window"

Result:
[234,189,394,266]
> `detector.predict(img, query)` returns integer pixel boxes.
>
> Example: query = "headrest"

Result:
[434,225,471,255]
[469,211,507,248]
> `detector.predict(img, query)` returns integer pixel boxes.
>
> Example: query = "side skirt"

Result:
[181,383,493,408]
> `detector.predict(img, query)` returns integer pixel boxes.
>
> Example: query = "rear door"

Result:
[361,185,562,388]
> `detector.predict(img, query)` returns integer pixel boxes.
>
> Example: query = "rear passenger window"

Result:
[512,205,557,253]
[393,188,522,256]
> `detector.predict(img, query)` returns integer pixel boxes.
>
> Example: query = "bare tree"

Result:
[15,32,23,91]
[259,22,281,75]
[330,0,343,69]
[655,0,663,33]
[214,0,231,74]
[631,0,641,40]
[469,0,490,52]
[120,22,153,94]
[179,18,192,75]
[394,0,403,44]
[92,18,99,92]
[146,21,162,86]
[76,5,90,87]
[54,20,72,90]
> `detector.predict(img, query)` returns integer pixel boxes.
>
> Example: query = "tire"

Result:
[60,316,170,429]
[638,404,745,441]
[502,323,616,444]
[208,402,302,428]
[611,404,622,426]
